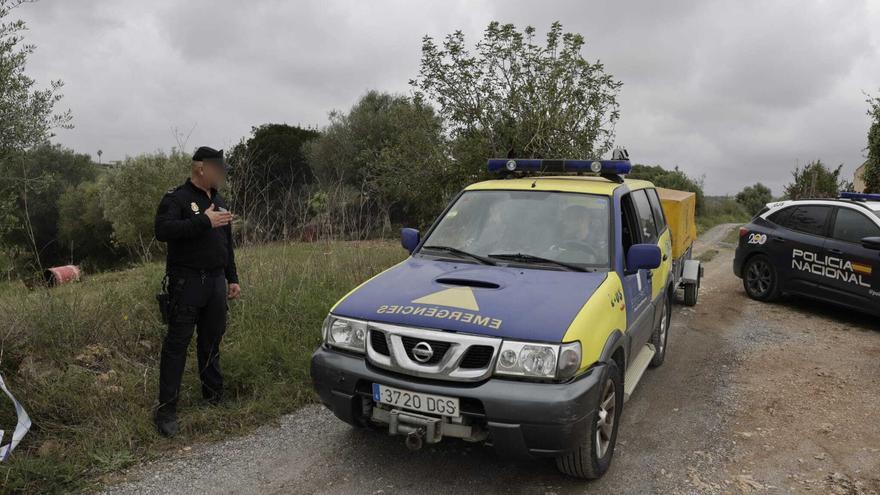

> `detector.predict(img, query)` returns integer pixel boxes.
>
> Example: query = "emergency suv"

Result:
[734,192,880,314]
[310,151,675,479]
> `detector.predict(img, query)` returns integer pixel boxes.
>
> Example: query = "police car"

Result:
[311,150,675,479]
[734,192,880,313]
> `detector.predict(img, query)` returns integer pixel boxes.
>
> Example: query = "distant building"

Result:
[853,161,868,192]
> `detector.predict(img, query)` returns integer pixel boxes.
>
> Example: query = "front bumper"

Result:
[310,346,603,459]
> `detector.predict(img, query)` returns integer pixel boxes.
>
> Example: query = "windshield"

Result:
[421,190,611,269]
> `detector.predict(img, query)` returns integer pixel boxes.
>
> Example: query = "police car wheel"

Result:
[555,360,623,479]
[650,293,671,367]
[743,255,779,301]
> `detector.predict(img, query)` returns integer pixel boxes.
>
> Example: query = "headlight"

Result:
[322,315,367,353]
[493,340,582,380]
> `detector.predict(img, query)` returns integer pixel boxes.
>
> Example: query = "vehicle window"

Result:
[423,190,611,268]
[784,205,830,236]
[620,194,639,259]
[831,208,880,243]
[767,206,793,225]
[753,206,770,219]
[631,190,658,244]
[646,188,667,232]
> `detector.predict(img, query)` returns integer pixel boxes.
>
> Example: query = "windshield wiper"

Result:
[488,253,589,272]
[421,245,497,265]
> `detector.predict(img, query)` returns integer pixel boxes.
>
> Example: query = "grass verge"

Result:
[0,240,404,494]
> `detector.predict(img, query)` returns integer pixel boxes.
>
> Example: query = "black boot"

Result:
[155,409,179,437]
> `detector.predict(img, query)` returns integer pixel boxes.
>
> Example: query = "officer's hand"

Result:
[205,204,233,228]
[227,283,241,300]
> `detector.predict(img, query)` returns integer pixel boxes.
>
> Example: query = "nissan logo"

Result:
[411,342,434,363]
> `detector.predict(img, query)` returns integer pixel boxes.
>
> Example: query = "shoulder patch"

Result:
[165,184,185,196]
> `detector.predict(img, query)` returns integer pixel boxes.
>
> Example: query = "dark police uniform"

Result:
[154,150,238,428]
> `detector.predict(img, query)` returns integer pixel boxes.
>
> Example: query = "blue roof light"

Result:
[839,191,880,201]
[487,158,632,176]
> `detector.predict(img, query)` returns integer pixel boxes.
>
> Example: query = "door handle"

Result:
[771,236,785,243]
[828,248,844,255]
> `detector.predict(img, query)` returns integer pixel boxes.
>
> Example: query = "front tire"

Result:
[556,360,623,479]
[650,293,671,367]
[743,254,780,301]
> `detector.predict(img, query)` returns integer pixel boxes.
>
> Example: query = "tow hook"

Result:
[405,428,425,451]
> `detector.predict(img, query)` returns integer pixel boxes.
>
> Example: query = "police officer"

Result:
[153,146,241,437]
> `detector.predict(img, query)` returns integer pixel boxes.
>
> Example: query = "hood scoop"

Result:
[434,277,501,289]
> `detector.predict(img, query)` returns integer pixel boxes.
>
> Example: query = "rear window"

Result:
[783,205,831,236]
[766,206,793,225]
[753,206,770,219]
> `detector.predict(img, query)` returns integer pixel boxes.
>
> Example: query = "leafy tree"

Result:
[100,151,190,261]
[735,183,773,216]
[628,164,705,213]
[784,160,845,200]
[227,124,319,237]
[0,144,94,269]
[57,180,118,269]
[864,92,880,193]
[0,0,72,272]
[307,91,449,229]
[411,21,622,182]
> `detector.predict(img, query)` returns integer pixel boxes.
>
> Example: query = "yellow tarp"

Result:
[657,187,697,259]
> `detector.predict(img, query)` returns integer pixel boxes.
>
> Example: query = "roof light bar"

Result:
[486,158,632,176]
[839,191,880,201]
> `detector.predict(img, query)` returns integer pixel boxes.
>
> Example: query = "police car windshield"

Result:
[421,190,611,270]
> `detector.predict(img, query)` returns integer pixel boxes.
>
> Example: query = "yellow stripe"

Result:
[851,263,872,275]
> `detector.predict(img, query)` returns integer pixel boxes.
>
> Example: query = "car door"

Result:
[820,206,880,309]
[619,190,656,354]
[644,188,673,311]
[770,204,833,294]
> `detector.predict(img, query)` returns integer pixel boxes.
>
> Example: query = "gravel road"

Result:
[103,224,880,495]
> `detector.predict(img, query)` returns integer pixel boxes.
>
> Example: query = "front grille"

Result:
[459,345,494,369]
[365,322,501,382]
[400,335,451,365]
[370,330,390,356]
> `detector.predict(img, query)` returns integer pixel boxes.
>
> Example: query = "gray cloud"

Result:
[17,0,880,195]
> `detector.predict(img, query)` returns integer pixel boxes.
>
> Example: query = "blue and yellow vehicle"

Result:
[310,151,675,479]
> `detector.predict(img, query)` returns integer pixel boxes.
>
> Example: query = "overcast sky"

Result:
[17,0,880,195]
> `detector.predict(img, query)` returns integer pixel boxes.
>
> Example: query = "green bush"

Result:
[57,180,119,270]
[735,182,773,216]
[99,151,190,262]
[697,196,750,233]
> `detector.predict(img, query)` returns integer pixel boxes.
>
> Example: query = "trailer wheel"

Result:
[683,281,698,306]
[555,360,622,479]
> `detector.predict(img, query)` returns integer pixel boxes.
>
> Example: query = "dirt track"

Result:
[103,225,880,495]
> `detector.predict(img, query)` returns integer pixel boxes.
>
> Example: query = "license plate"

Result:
[372,383,460,418]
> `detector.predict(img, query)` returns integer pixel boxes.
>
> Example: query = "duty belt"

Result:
[167,266,225,279]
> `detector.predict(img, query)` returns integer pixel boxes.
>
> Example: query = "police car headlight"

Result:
[323,315,367,353]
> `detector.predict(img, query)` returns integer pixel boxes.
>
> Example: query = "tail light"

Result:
[739,227,749,238]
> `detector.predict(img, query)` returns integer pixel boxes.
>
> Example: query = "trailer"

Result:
[657,187,702,306]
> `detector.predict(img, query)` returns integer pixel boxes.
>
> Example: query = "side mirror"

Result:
[401,228,420,253]
[861,236,880,251]
[626,244,662,273]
